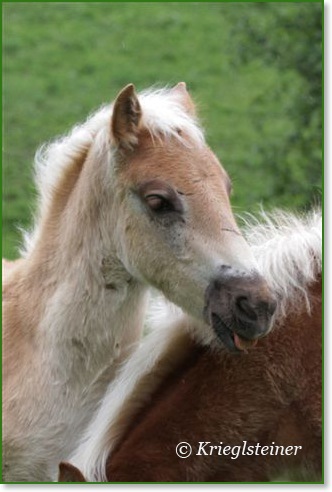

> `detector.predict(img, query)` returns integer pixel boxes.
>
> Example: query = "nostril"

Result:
[235,296,258,322]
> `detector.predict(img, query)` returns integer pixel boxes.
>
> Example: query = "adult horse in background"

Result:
[2,83,276,482]
[62,209,321,482]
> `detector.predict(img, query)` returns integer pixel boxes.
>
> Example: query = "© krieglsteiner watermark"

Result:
[176,441,302,459]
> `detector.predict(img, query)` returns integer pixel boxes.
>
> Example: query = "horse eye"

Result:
[145,194,174,213]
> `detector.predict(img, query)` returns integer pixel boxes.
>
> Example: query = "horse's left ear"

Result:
[58,461,87,482]
[171,82,196,117]
[111,84,142,150]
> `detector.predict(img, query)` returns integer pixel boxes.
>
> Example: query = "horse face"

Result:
[111,84,276,348]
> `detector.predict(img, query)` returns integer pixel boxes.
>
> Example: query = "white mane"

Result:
[22,87,204,256]
[242,208,322,318]
[70,208,322,481]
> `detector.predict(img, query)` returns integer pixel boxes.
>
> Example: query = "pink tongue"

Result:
[233,333,258,351]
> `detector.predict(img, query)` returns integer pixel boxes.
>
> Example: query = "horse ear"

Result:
[171,82,196,117]
[58,461,87,482]
[111,84,142,149]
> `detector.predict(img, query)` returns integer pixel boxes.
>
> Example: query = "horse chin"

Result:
[210,313,240,353]
[209,313,259,353]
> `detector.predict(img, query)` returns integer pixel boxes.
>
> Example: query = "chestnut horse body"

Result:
[101,279,321,482]
[64,209,321,482]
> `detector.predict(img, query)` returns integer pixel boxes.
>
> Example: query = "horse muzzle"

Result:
[204,265,277,352]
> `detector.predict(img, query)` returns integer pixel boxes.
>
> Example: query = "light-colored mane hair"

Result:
[242,208,322,318]
[70,207,322,481]
[22,87,204,256]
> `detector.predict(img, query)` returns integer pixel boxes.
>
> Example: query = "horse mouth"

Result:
[210,313,258,353]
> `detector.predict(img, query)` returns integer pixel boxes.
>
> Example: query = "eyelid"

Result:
[137,179,173,197]
[144,189,172,200]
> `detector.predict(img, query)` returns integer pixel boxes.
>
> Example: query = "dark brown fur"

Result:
[59,462,87,482]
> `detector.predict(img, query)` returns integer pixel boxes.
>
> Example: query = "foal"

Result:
[62,209,321,482]
[2,83,275,481]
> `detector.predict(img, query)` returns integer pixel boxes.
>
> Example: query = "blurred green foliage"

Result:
[3,2,322,259]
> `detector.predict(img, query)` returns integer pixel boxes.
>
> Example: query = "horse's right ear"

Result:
[58,461,87,482]
[111,84,142,150]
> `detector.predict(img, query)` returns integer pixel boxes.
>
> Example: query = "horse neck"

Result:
[20,149,148,384]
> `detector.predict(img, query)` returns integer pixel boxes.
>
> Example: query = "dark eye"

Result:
[145,194,175,213]
[136,179,185,219]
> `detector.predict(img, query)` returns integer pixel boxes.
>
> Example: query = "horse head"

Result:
[109,83,276,351]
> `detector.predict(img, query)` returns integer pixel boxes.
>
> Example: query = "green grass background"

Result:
[3,2,322,259]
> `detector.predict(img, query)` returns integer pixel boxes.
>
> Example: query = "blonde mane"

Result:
[242,208,322,318]
[22,87,204,256]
